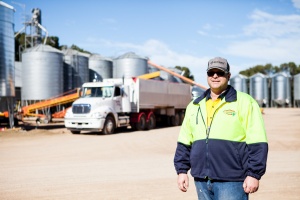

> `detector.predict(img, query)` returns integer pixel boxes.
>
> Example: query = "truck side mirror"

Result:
[78,88,82,97]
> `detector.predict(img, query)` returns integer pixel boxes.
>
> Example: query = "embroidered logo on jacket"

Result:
[223,109,236,116]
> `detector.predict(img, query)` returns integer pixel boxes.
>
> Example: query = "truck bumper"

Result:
[64,117,106,131]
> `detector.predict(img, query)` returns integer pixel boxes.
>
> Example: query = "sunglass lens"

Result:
[207,71,225,76]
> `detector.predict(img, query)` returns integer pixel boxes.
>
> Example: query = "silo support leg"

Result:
[7,98,14,128]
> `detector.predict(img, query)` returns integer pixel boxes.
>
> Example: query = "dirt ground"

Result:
[0,108,299,200]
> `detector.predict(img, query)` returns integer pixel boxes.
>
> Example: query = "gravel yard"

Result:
[0,108,299,200]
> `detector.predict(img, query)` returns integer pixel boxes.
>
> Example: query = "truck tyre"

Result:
[71,130,80,134]
[136,113,146,131]
[103,116,115,135]
[146,113,156,130]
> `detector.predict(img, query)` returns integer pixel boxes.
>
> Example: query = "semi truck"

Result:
[64,78,192,134]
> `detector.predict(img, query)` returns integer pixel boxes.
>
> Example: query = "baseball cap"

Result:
[207,57,230,72]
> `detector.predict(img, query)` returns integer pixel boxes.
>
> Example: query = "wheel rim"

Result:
[105,120,114,133]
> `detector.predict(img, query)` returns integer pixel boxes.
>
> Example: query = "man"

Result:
[174,57,268,200]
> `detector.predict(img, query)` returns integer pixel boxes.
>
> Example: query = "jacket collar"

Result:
[193,85,237,104]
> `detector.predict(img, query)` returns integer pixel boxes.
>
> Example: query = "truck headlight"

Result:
[90,112,105,118]
[65,110,72,118]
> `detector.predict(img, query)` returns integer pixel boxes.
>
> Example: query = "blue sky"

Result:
[6,0,300,87]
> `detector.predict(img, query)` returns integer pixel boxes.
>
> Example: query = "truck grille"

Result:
[72,104,91,114]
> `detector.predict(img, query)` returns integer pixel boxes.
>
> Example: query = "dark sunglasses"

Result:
[207,71,227,77]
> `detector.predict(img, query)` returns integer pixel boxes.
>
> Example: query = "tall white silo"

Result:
[271,72,291,107]
[89,54,113,82]
[0,1,15,128]
[160,67,183,83]
[22,44,64,101]
[63,49,89,91]
[230,74,248,93]
[0,1,15,98]
[294,73,300,107]
[113,52,148,78]
[249,73,269,107]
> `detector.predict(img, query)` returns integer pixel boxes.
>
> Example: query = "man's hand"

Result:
[243,176,259,194]
[177,173,189,192]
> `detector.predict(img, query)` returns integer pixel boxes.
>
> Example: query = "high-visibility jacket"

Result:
[174,85,268,181]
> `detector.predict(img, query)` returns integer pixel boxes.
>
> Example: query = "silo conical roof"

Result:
[24,44,62,53]
[116,52,147,59]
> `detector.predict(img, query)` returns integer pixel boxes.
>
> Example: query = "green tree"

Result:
[69,44,91,54]
[239,62,300,77]
[43,36,60,49]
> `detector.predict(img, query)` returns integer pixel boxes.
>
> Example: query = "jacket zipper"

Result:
[198,101,226,177]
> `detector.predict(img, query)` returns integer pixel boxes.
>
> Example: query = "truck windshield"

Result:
[82,86,114,98]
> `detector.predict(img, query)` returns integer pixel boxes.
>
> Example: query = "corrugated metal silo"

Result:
[0,1,15,97]
[14,61,22,101]
[249,73,269,107]
[148,64,159,73]
[294,73,300,107]
[15,61,22,87]
[113,52,148,78]
[159,67,183,83]
[271,72,291,107]
[230,74,248,93]
[22,44,64,100]
[89,54,113,82]
[63,49,89,91]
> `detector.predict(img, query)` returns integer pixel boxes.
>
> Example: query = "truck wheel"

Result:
[71,130,80,134]
[136,113,146,130]
[103,116,115,135]
[146,113,156,130]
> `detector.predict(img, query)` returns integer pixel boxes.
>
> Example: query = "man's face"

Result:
[207,69,230,93]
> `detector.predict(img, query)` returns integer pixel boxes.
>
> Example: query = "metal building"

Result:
[271,72,291,107]
[230,74,248,93]
[22,44,64,101]
[294,73,300,107]
[63,49,89,91]
[89,54,113,82]
[0,1,15,127]
[249,73,269,107]
[113,52,148,78]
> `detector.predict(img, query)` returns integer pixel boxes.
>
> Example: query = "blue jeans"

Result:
[194,179,248,200]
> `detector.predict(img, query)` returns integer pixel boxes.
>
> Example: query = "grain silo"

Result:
[230,74,248,93]
[89,54,113,82]
[113,52,148,78]
[271,72,291,107]
[249,73,269,107]
[0,1,15,128]
[0,1,15,98]
[160,67,183,83]
[14,61,22,101]
[63,49,89,91]
[22,44,64,101]
[148,64,159,73]
[294,73,300,107]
